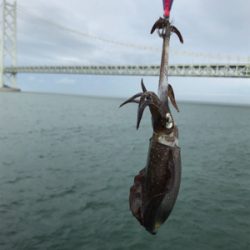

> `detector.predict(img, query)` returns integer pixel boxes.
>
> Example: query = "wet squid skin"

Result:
[120,80,181,235]
[130,132,181,235]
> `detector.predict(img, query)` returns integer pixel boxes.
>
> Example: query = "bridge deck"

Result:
[4,64,250,78]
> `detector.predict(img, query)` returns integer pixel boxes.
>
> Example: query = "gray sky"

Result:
[11,0,250,103]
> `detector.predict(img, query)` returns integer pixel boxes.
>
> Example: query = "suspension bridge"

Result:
[1,0,250,92]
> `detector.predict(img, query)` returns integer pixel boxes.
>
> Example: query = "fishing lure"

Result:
[120,15,183,234]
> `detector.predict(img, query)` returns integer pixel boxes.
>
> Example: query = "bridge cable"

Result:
[16,5,250,63]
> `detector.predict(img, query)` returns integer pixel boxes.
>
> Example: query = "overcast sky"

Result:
[6,0,250,103]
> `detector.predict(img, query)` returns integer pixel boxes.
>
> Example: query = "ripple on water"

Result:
[1,95,250,250]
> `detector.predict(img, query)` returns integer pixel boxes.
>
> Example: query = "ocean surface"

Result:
[0,92,249,250]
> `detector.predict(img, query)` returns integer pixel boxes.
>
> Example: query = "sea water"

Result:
[0,93,249,250]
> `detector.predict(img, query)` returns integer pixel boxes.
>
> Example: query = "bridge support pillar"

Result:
[0,0,20,92]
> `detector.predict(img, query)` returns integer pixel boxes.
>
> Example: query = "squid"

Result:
[120,17,183,235]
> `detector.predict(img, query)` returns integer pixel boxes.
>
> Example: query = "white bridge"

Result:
[1,0,250,91]
[4,64,250,78]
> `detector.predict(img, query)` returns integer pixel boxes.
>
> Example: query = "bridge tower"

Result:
[0,0,18,90]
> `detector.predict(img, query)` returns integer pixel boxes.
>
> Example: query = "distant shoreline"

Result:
[0,86,21,93]
[1,90,249,108]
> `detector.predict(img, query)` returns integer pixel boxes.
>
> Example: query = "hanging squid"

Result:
[120,0,184,235]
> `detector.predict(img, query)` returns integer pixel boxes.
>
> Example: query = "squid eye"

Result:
[166,113,171,120]
[166,113,173,129]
